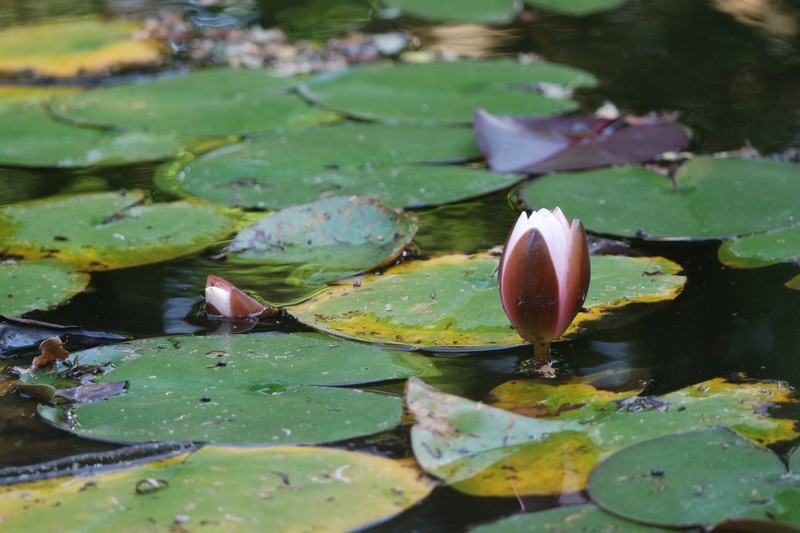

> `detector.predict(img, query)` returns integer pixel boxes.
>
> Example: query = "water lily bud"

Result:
[498,208,591,352]
[205,275,275,320]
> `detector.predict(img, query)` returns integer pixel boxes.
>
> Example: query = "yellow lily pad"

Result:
[287,253,686,350]
[0,190,240,271]
[0,445,433,530]
[407,376,798,497]
[0,17,163,78]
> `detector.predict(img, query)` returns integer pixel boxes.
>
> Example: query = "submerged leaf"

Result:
[0,445,433,531]
[474,108,690,173]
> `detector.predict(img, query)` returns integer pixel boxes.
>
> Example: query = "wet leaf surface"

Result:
[0,259,90,317]
[0,190,240,271]
[0,17,162,78]
[228,196,418,285]
[406,377,798,497]
[37,333,438,445]
[521,157,800,240]
[299,59,596,124]
[288,253,686,350]
[52,67,335,136]
[153,123,512,210]
[0,444,433,531]
[474,108,690,173]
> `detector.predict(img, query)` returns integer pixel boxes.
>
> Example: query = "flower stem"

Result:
[533,342,551,363]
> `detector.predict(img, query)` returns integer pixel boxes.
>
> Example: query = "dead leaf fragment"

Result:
[32,336,70,368]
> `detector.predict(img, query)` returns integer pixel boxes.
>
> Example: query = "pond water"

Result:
[1,0,800,530]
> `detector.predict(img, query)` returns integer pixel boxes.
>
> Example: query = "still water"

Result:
[1,0,800,529]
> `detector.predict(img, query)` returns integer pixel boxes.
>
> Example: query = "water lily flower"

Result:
[205,275,276,320]
[498,207,591,363]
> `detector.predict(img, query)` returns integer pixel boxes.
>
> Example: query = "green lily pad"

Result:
[0,108,185,167]
[471,504,671,532]
[381,0,521,23]
[0,86,82,114]
[0,17,163,78]
[299,59,597,124]
[0,190,240,271]
[406,377,798,497]
[526,0,631,16]
[521,157,800,240]
[0,445,434,530]
[0,259,89,316]
[52,67,336,136]
[38,333,438,445]
[382,0,628,22]
[587,428,790,528]
[288,253,686,350]
[153,122,506,209]
[228,196,418,285]
[719,225,800,268]
[787,274,800,291]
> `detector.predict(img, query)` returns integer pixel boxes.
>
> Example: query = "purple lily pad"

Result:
[473,108,690,174]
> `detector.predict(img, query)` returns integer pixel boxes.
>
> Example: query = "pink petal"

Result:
[205,275,275,320]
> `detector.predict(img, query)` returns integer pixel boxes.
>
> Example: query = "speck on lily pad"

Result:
[0,444,434,531]
[0,259,89,316]
[521,156,800,240]
[227,196,419,285]
[37,332,438,445]
[0,190,240,271]
[299,59,597,124]
[287,253,686,350]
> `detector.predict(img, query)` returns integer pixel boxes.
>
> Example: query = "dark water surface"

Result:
[1,0,800,530]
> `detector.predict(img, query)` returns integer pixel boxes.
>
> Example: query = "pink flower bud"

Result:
[205,275,276,320]
[498,208,591,346]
